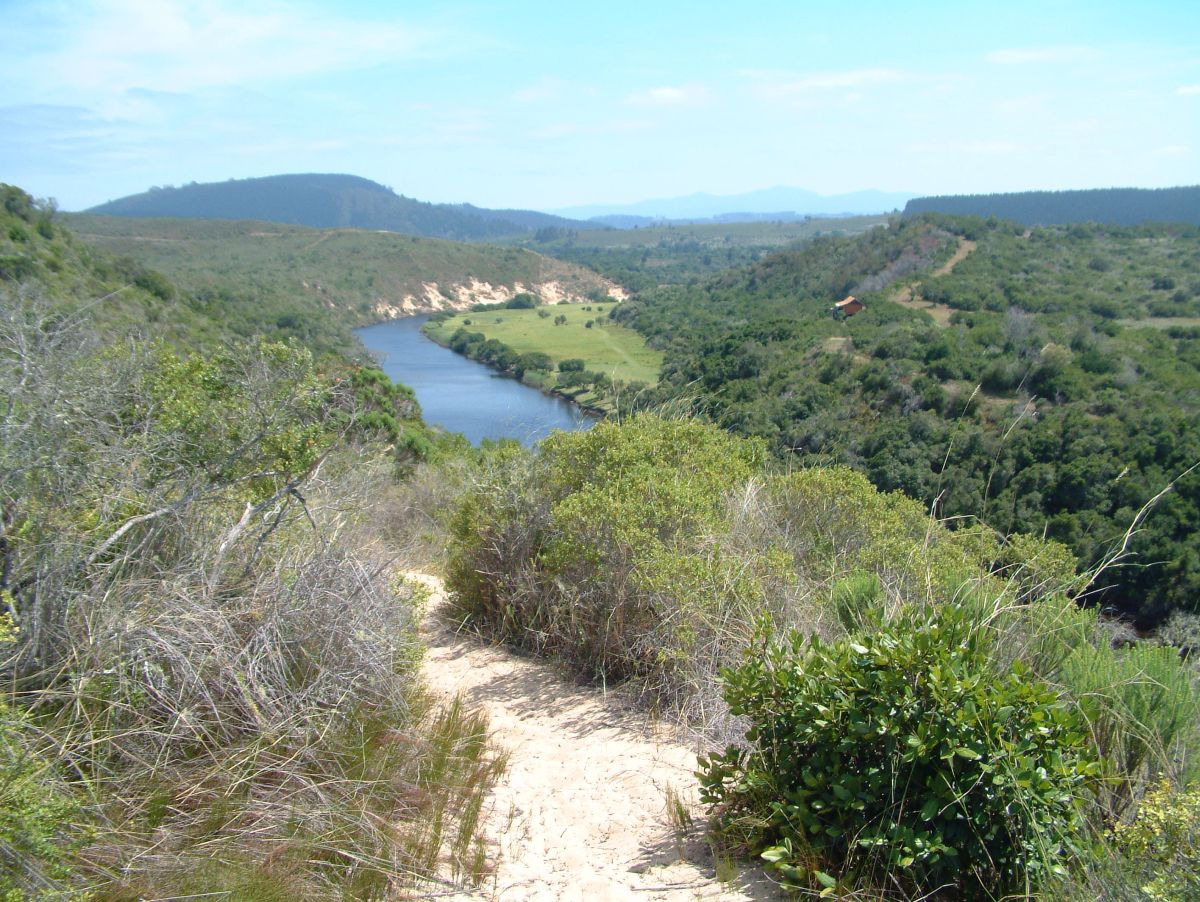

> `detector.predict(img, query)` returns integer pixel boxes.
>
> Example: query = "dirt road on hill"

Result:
[891,236,977,325]
[407,572,778,902]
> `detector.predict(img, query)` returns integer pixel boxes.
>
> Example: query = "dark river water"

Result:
[356,315,594,446]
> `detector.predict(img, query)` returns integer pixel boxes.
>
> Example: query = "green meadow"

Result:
[424,301,662,386]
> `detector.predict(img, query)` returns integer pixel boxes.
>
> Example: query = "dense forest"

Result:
[611,213,1200,629]
[904,185,1200,226]
[86,173,600,241]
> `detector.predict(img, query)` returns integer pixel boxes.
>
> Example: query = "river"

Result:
[356,315,595,446]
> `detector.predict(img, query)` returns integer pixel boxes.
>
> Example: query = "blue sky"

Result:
[1,0,1197,211]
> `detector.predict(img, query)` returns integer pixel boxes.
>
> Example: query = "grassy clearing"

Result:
[425,302,662,386]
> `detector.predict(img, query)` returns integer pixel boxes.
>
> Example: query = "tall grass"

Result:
[0,299,505,898]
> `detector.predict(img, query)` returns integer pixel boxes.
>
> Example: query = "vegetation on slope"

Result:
[611,214,1200,628]
[496,215,889,291]
[446,414,1200,899]
[0,187,504,898]
[85,173,600,240]
[3,186,364,355]
[66,212,623,328]
[904,185,1200,226]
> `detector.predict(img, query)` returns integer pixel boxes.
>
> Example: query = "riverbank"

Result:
[420,301,662,416]
[419,319,613,416]
[356,316,594,446]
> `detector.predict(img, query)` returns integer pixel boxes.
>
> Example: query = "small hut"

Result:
[832,295,865,318]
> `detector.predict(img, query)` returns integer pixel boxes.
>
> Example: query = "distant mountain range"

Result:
[551,187,916,222]
[86,174,602,241]
[903,186,1200,226]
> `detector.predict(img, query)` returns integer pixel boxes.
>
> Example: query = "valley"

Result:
[3,178,1200,901]
[6,2,1200,898]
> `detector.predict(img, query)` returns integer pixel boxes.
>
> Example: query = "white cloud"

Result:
[986,46,1098,65]
[7,0,440,102]
[625,84,708,107]
[1153,144,1190,156]
[1178,84,1200,95]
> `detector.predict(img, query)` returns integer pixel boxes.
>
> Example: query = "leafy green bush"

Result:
[447,415,768,691]
[699,606,1099,897]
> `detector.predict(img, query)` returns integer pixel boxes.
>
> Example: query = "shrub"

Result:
[1060,642,1200,812]
[447,416,768,693]
[1111,779,1200,901]
[699,606,1099,897]
[0,615,89,900]
[0,302,505,898]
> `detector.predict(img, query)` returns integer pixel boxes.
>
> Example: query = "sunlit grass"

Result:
[425,302,662,385]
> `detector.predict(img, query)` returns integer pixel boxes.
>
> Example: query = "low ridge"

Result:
[86,173,601,241]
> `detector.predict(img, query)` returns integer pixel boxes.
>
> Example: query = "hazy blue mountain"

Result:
[552,187,915,221]
[86,174,599,241]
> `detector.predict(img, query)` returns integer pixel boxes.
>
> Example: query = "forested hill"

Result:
[86,173,600,241]
[612,214,1200,628]
[904,185,1200,226]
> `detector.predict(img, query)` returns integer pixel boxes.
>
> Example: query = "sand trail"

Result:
[408,572,777,901]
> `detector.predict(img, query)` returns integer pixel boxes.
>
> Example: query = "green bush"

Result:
[1112,779,1200,901]
[447,415,767,689]
[699,605,1099,897]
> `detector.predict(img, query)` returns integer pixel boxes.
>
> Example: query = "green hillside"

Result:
[447,414,1200,900]
[86,173,601,240]
[612,214,1200,628]
[0,184,512,899]
[497,214,889,290]
[6,182,1200,900]
[66,212,625,326]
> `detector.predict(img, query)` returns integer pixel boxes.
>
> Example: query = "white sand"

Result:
[409,572,779,902]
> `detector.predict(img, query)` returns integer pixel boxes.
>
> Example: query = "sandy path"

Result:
[891,237,977,326]
[408,572,778,902]
[931,238,977,277]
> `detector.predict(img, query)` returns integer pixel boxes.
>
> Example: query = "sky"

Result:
[1,0,1197,212]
